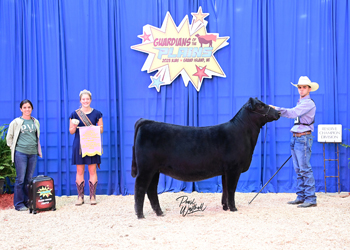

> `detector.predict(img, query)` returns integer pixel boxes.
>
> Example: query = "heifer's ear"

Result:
[247,97,255,110]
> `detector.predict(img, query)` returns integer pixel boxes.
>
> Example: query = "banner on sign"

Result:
[79,126,102,157]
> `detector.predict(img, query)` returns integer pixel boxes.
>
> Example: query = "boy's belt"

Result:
[293,131,311,137]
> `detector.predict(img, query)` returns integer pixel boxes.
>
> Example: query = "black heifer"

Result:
[131,97,280,219]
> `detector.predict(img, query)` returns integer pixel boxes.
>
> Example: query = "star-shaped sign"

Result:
[131,7,229,92]
[191,7,209,23]
[193,65,209,82]
[138,31,151,43]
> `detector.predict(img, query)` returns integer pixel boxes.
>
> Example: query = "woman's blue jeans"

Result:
[14,150,37,210]
[290,134,317,204]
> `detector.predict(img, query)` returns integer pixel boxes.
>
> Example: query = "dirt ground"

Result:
[1,192,349,250]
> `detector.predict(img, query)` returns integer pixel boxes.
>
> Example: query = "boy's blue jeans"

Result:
[290,134,317,204]
[14,150,37,210]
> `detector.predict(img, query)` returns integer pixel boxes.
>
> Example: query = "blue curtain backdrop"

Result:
[0,0,349,196]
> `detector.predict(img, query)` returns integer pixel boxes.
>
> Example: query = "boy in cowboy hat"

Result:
[270,76,319,208]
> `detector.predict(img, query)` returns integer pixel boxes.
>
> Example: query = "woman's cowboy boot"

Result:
[75,181,85,206]
[89,181,98,205]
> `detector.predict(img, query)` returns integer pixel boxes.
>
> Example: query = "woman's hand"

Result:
[97,118,103,134]
[69,119,79,134]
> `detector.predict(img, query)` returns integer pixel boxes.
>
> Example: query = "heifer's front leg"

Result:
[147,172,163,216]
[134,173,152,219]
[226,172,241,212]
[221,175,228,211]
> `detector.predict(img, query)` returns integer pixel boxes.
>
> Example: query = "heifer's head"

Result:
[246,97,280,125]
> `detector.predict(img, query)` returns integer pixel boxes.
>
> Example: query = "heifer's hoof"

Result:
[229,207,238,212]
[156,211,164,217]
[137,214,145,219]
[222,204,228,211]
[152,207,163,216]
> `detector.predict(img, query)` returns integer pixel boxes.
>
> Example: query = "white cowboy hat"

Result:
[291,76,319,92]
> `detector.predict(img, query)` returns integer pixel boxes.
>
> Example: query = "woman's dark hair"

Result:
[20,99,34,109]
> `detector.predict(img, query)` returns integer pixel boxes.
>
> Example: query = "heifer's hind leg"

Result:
[221,175,228,211]
[134,173,153,219]
[147,172,163,216]
[226,172,241,212]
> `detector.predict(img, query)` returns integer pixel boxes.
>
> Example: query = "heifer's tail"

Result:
[131,144,137,177]
[131,118,152,178]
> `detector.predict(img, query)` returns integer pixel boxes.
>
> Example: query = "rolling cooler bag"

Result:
[28,175,56,214]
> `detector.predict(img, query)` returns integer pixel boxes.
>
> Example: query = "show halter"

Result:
[251,106,272,121]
